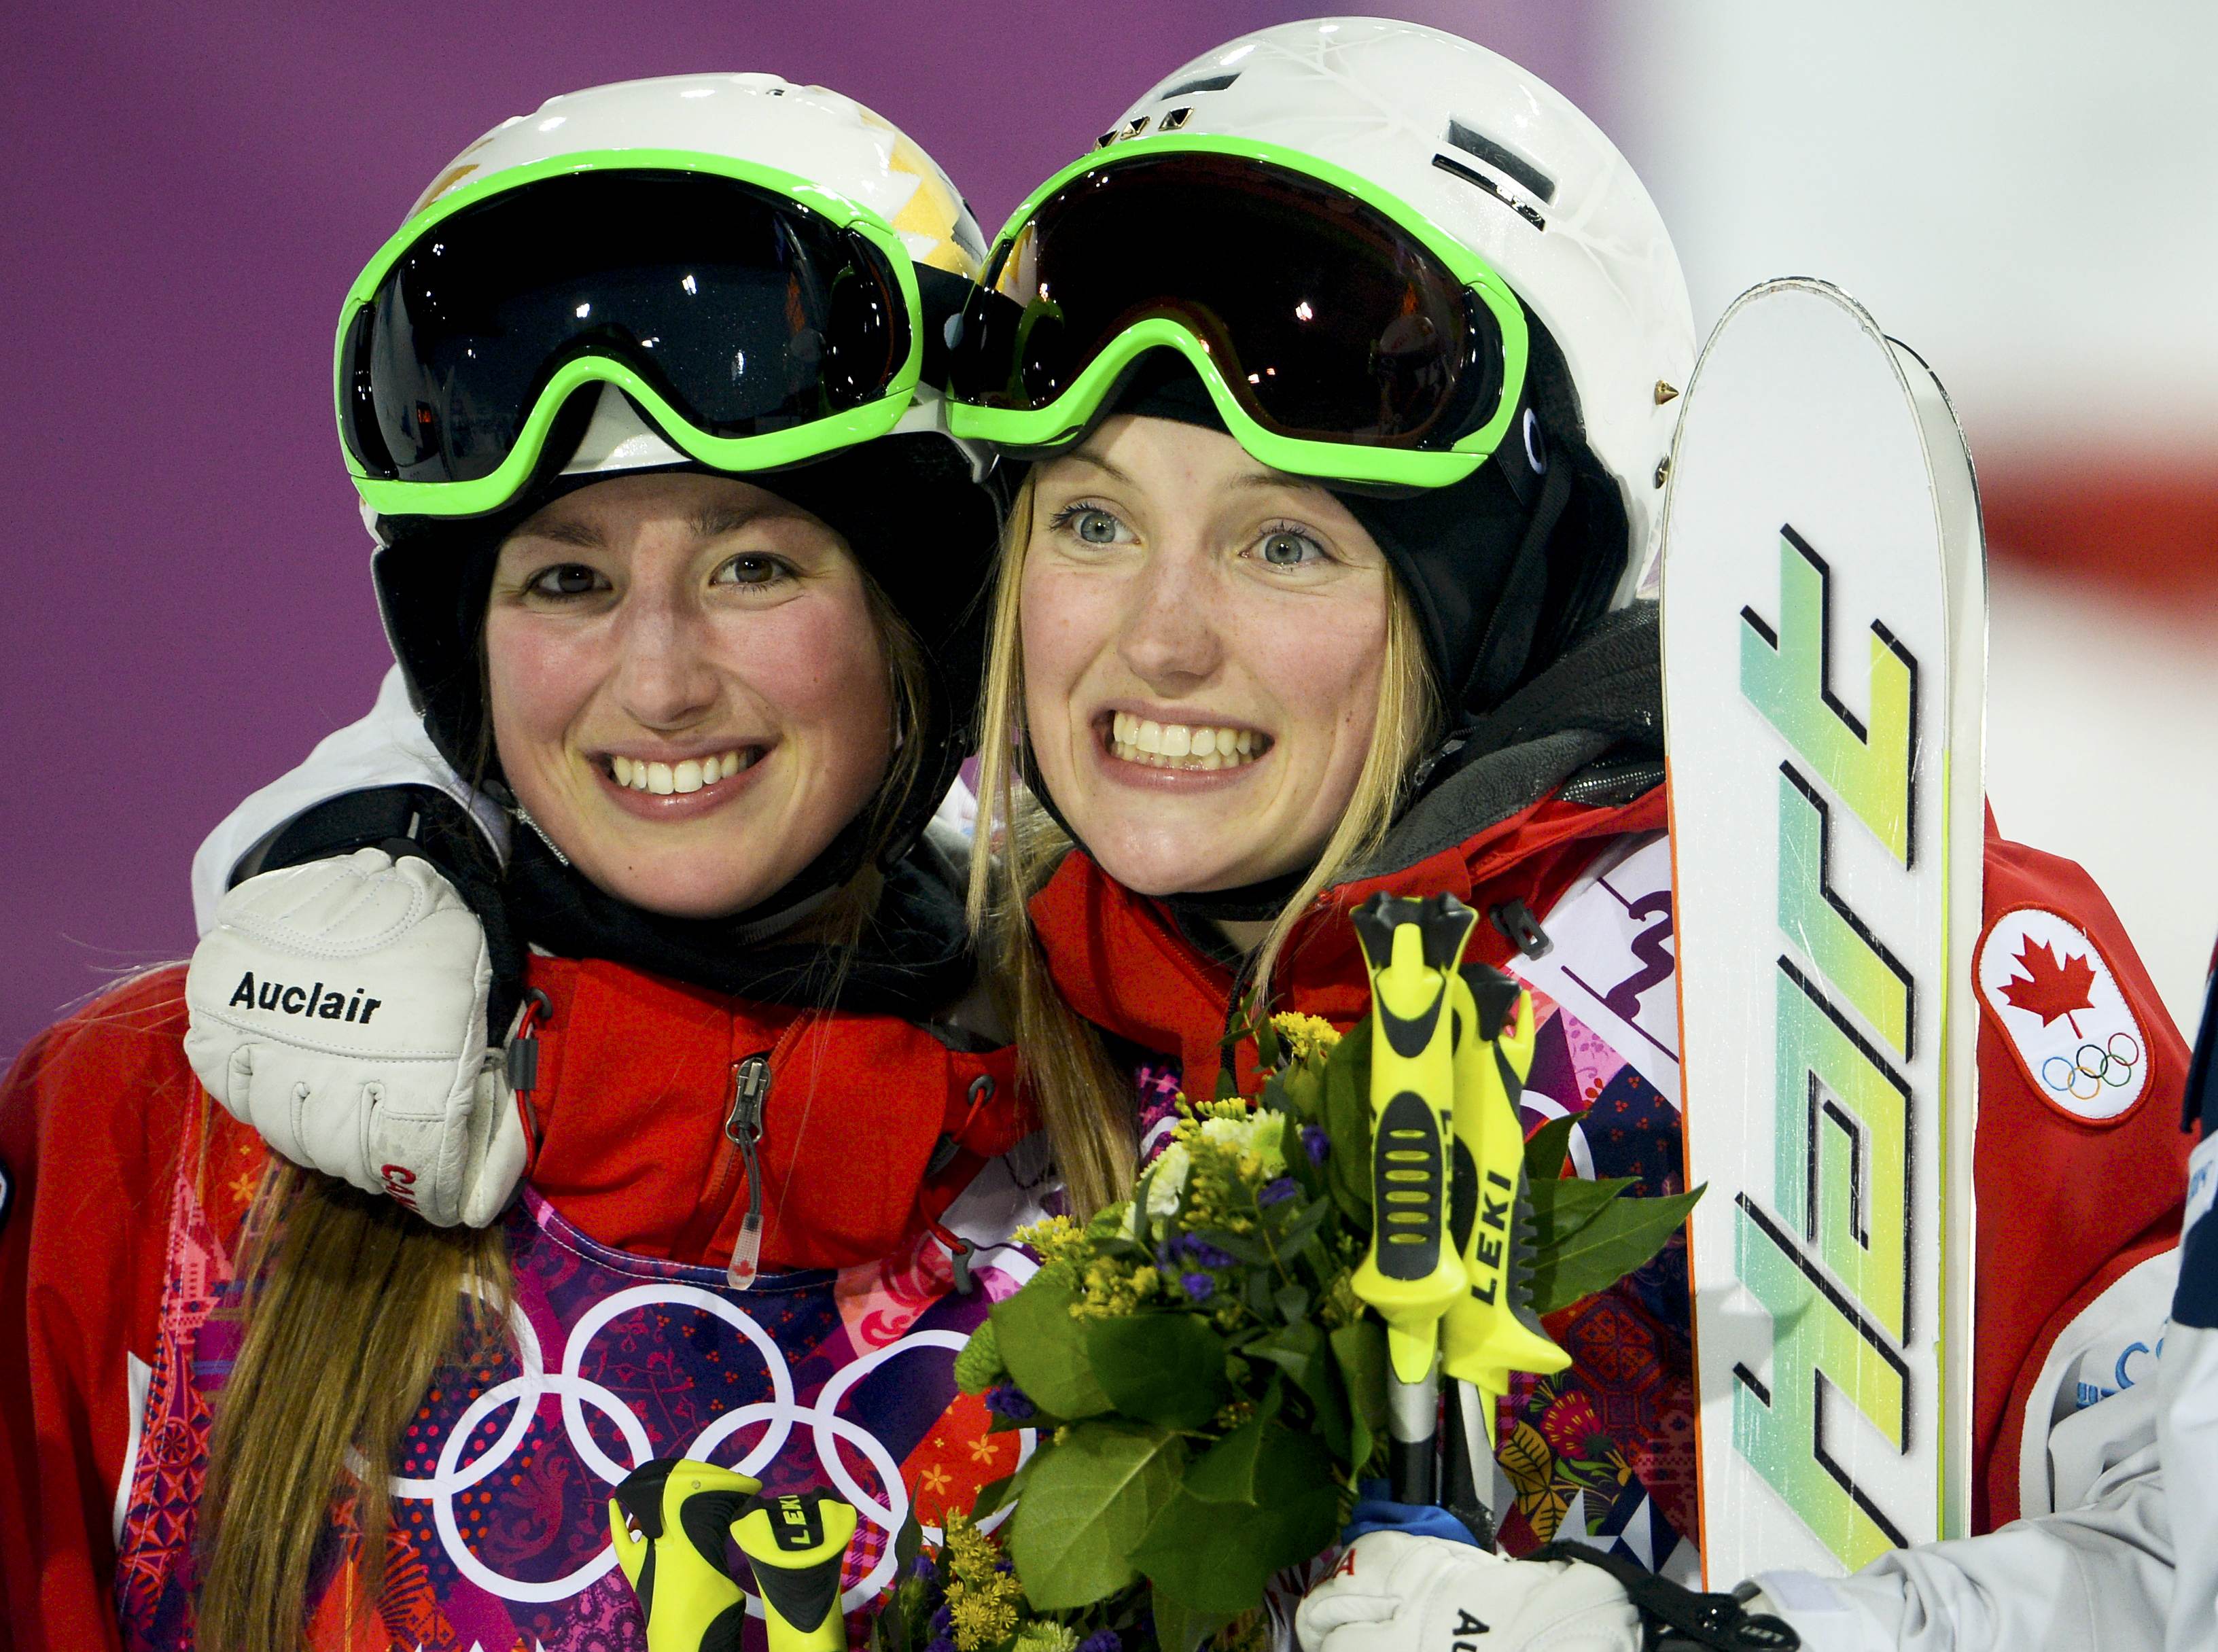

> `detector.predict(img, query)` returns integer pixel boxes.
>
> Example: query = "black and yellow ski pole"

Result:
[1350,892,1477,1504]
[1439,957,1568,1543]
[608,1460,856,1652]
[608,1458,761,1652]
[731,1488,859,1652]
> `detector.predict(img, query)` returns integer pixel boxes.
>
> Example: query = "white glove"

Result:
[1298,1534,1640,1652]
[183,847,525,1227]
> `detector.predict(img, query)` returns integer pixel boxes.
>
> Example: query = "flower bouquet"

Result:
[876,972,1700,1652]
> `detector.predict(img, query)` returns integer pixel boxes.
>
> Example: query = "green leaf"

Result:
[1522,1114,1578,1180]
[1087,1314,1229,1430]
[1527,1173,1631,1250]
[1189,1226,1270,1267]
[1008,1422,1186,1609]
[1330,1320,1388,1475]
[1530,1186,1704,1315]
[1322,1017,1374,1221]
[1272,1282,1312,1326]
[1276,1063,1325,1126]
[1184,1379,1281,1503]
[1253,1005,1281,1070]
[1246,1321,1350,1460]
[991,1277,1112,1421]
[1133,1424,1339,1614]
[1281,1110,1324,1197]
[1271,1193,1334,1266]
[1148,1592,1235,1652]
[968,1471,1017,1522]
[953,1318,1004,1396]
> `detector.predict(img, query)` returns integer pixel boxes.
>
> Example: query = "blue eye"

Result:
[1049,502,1131,546]
[1258,529,1324,567]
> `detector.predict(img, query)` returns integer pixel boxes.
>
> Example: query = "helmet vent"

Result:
[1443,120,1555,204]
[1431,152,1547,232]
[1159,106,1193,132]
[1158,71,1240,99]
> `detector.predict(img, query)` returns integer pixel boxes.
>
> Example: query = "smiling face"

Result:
[484,470,895,919]
[1019,415,1394,896]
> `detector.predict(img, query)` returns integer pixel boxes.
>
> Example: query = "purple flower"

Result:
[1172,1234,1235,1269]
[932,1604,954,1636]
[928,1638,957,1652]
[1180,1271,1215,1302]
[909,1551,938,1581]
[1079,1634,1122,1652]
[984,1383,1036,1421]
[1258,1177,1297,1207]
[1301,1125,1329,1165]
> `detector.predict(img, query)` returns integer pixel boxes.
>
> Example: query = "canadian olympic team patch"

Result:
[1977,907,2150,1123]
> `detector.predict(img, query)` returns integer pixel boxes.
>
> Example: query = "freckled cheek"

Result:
[1017,571,1104,736]
[1233,608,1386,740]
[483,618,605,756]
[703,598,894,750]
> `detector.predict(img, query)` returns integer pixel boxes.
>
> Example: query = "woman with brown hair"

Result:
[0,75,1041,1651]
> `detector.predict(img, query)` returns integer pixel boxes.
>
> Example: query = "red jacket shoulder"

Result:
[1971,830,2189,1526]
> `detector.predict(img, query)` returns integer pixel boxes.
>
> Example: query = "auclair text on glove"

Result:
[226,971,383,1024]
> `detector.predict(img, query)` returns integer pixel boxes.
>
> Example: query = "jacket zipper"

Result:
[721,1053,771,1289]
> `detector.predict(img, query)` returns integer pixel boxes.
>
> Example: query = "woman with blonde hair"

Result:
[0,76,1041,1651]
[943,16,2189,1638]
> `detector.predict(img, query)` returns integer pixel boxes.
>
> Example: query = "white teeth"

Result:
[674,759,704,794]
[633,765,649,790]
[646,762,675,795]
[613,749,753,794]
[1106,716,1267,772]
[612,754,633,786]
[720,751,741,779]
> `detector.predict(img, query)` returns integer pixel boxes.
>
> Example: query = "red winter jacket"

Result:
[0,955,1023,1651]
[1030,783,2187,1543]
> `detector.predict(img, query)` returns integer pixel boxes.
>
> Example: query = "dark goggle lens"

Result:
[950,152,1502,450]
[342,170,906,484]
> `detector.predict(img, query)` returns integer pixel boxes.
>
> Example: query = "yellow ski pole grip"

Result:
[732,1489,859,1652]
[608,1457,763,1652]
[1352,892,1483,1503]
[1441,968,1568,1443]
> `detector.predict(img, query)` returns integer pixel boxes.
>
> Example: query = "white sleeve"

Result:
[1753,1440,2170,1652]
[189,665,510,934]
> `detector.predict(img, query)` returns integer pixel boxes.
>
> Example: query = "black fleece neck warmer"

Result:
[501,822,974,1014]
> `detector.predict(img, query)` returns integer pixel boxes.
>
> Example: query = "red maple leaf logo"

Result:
[1999,938,2098,1036]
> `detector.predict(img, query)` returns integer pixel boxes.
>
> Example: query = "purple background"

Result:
[0,1,1598,1058]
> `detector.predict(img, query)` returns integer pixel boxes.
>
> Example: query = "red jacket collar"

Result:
[1030,787,1666,1098]
[516,956,1021,1272]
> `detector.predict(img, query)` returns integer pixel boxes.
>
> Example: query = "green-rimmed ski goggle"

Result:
[946,135,1529,490]
[336,151,926,519]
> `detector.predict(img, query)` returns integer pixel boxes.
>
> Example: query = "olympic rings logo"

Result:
[385,1282,1032,1612]
[2041,1032,2141,1102]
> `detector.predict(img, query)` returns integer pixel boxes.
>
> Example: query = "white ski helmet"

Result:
[349,73,1000,904]
[955,18,1693,602]
[340,72,989,525]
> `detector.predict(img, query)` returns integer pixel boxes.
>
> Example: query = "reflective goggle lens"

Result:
[342,169,906,484]
[951,152,1504,450]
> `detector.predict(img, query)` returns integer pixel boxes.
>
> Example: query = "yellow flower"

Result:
[1269,1012,1341,1065]
[949,1589,1020,1651]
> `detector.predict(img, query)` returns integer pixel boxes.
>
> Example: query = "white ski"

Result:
[1660,279,1985,1583]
